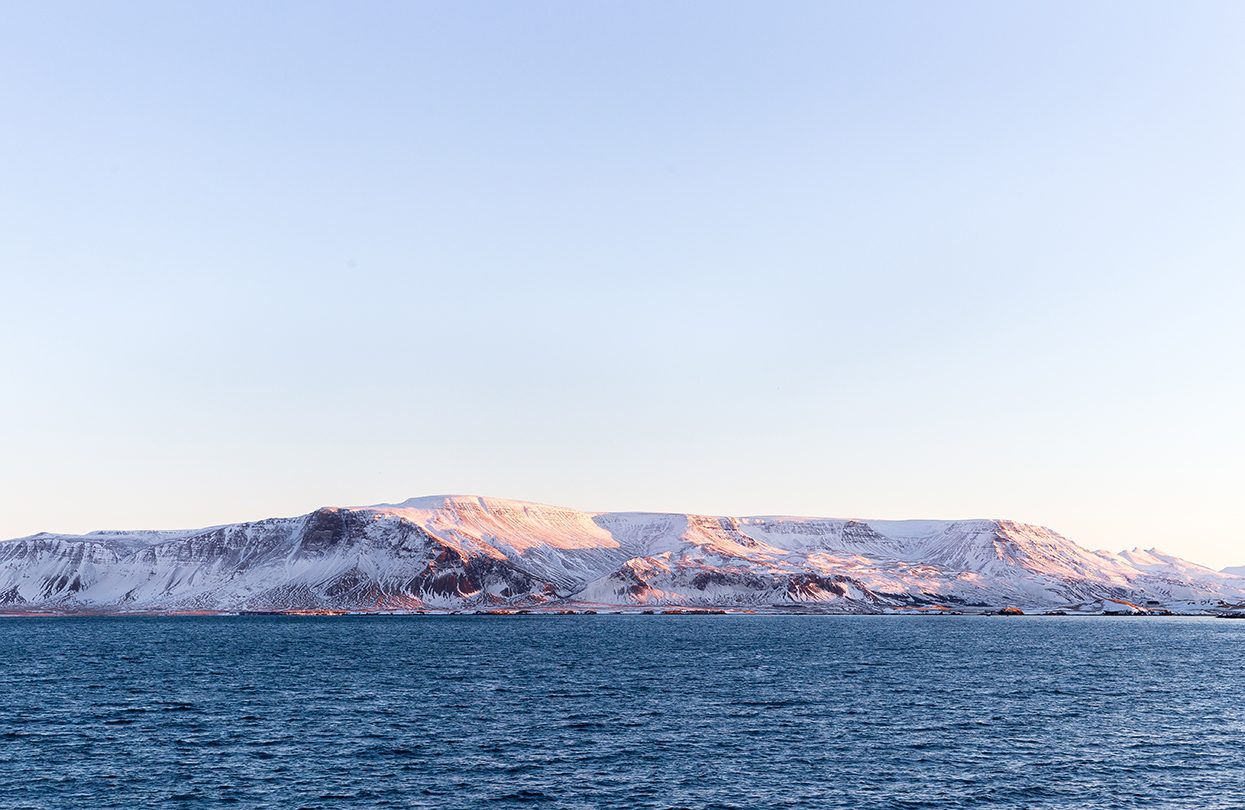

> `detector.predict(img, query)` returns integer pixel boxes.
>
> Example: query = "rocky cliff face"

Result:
[2,495,1242,613]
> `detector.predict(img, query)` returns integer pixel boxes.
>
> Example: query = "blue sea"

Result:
[1,615,1242,809]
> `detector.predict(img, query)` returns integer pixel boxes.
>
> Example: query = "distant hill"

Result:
[3,495,1243,614]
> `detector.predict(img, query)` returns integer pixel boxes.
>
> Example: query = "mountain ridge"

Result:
[2,495,1242,614]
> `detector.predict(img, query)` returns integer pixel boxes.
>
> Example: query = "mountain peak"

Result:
[359,494,569,513]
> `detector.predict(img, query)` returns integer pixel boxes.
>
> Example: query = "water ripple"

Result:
[0,615,1242,809]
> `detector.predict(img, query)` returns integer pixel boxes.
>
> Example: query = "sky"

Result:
[1,1,1242,568]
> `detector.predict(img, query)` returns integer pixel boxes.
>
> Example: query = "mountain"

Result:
[2,495,1242,614]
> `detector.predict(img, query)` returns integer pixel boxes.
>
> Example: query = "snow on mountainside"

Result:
[1,495,1242,614]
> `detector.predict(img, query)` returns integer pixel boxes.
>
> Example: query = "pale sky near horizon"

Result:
[1,1,1243,568]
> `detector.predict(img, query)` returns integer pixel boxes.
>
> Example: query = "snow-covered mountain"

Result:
[2,495,1242,614]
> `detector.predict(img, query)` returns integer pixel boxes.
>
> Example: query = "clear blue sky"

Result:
[2,1,1242,567]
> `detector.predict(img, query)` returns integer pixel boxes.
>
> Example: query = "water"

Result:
[1,615,1242,809]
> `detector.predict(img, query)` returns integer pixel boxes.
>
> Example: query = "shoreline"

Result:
[2,608,1240,619]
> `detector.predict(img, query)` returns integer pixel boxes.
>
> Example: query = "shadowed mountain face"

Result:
[1,496,1242,613]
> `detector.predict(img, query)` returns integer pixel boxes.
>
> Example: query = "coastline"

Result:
[3,606,1242,619]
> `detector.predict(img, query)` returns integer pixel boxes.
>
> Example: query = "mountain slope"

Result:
[1,495,1242,613]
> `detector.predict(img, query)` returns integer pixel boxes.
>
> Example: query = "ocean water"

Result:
[1,616,1242,809]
